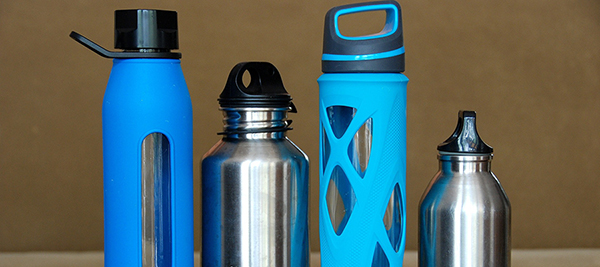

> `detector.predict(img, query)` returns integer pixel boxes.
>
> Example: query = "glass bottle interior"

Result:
[142,133,172,267]
[350,117,372,177]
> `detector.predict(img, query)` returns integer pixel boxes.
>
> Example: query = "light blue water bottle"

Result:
[70,9,193,267]
[318,1,408,266]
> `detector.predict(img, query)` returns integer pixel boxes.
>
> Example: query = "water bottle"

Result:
[419,110,511,267]
[201,62,310,266]
[318,1,408,266]
[70,9,193,267]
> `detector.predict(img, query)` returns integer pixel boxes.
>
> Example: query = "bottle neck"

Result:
[123,48,170,53]
[221,107,291,140]
[438,153,492,173]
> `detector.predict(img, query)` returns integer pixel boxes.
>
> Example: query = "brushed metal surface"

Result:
[202,108,309,267]
[419,154,511,267]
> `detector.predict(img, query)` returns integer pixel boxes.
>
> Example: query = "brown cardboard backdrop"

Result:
[1,0,599,252]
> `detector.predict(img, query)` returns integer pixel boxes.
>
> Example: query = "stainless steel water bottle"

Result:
[419,110,511,267]
[70,10,193,267]
[319,1,407,266]
[202,62,310,267]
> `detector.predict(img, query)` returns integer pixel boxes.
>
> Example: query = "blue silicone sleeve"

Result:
[102,59,193,267]
[318,73,408,266]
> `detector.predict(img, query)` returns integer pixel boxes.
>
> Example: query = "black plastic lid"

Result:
[438,110,493,154]
[322,1,405,73]
[70,9,180,59]
[115,9,178,50]
[219,62,294,109]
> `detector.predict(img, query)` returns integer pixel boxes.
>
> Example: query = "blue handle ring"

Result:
[334,3,399,41]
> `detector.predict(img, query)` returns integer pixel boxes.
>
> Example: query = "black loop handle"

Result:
[218,62,293,109]
[70,31,181,59]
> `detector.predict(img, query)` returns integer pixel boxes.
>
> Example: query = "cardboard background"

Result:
[1,0,599,251]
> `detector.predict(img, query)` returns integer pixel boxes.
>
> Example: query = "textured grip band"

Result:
[318,73,408,266]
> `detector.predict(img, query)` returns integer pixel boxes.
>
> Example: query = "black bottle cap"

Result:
[70,9,180,58]
[322,1,405,73]
[438,110,493,153]
[219,62,294,109]
[115,9,178,50]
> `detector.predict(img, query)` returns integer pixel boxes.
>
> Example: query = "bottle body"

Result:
[318,73,408,266]
[103,59,193,267]
[202,108,310,267]
[419,154,511,267]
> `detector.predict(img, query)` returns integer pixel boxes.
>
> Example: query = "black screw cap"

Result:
[438,110,493,153]
[115,9,178,50]
[219,62,293,109]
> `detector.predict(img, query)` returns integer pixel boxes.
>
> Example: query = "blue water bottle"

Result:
[70,10,193,267]
[318,1,408,266]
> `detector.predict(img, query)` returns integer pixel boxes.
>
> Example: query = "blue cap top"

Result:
[322,1,405,73]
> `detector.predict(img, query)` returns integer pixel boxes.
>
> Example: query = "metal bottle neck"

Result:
[221,107,291,140]
[438,153,492,173]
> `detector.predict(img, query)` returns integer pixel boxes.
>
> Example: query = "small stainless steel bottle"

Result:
[202,62,310,267]
[419,110,511,267]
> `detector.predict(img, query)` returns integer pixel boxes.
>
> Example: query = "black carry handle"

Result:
[219,62,295,111]
[69,31,181,59]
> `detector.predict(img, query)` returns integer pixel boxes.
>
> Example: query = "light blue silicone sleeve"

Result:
[318,73,408,266]
[102,59,193,267]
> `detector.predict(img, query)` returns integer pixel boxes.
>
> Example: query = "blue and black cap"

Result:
[322,1,405,73]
